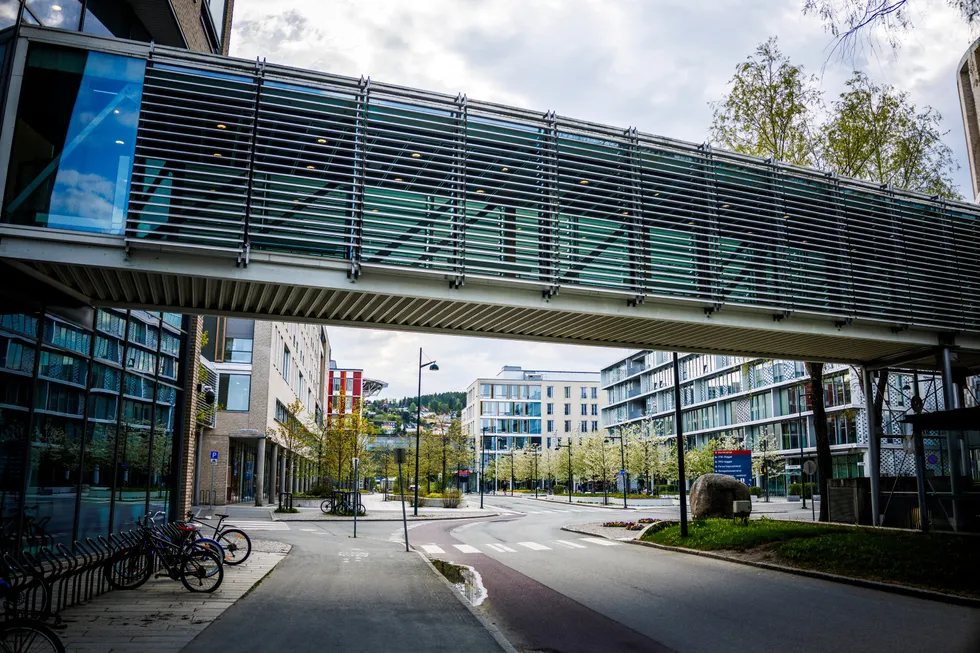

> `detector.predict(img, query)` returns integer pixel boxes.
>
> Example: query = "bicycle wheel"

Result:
[104,549,151,590]
[2,574,51,621]
[0,619,66,653]
[179,549,223,593]
[320,499,334,514]
[355,504,366,517]
[217,529,252,566]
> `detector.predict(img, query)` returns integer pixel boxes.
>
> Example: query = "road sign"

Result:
[927,453,938,465]
[459,470,471,477]
[713,450,752,485]
[803,460,817,475]
[619,469,626,476]
[210,450,219,465]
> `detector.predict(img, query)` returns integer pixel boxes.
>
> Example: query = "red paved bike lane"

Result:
[411,517,675,653]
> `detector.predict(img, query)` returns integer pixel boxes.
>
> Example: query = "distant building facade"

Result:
[463,366,604,484]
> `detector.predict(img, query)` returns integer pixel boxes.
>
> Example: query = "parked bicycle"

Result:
[0,579,64,653]
[321,490,365,516]
[105,513,224,593]
[184,512,252,566]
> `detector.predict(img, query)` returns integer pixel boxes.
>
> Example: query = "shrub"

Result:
[274,507,300,514]
[554,484,566,495]
[442,489,462,508]
[788,483,815,498]
[305,484,332,498]
[658,484,678,494]
[750,486,762,497]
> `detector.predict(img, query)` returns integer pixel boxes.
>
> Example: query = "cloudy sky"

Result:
[229,0,975,399]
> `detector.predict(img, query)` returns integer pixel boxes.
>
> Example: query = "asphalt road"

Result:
[182,497,980,653]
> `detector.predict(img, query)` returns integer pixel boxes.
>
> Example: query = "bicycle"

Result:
[0,580,64,653]
[105,514,224,593]
[184,512,252,566]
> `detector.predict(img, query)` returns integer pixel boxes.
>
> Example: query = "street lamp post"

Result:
[798,382,806,510]
[605,431,628,509]
[414,348,439,517]
[479,427,486,509]
[599,440,609,505]
[533,447,539,499]
[555,439,573,503]
[509,449,515,497]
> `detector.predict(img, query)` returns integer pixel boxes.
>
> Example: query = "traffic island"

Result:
[633,518,980,606]
[58,540,291,653]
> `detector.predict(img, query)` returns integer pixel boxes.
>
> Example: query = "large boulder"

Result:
[689,474,751,519]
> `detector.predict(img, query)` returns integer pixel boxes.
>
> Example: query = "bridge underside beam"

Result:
[0,231,960,365]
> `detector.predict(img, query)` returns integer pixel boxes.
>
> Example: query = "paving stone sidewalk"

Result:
[561,521,650,541]
[59,540,290,653]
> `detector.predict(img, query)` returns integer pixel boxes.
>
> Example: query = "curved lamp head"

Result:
[428,362,440,371]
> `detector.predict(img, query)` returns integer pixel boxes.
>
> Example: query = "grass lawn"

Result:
[641,518,980,598]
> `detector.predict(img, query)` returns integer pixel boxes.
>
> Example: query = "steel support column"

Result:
[939,347,963,531]
[864,367,881,526]
[254,435,266,507]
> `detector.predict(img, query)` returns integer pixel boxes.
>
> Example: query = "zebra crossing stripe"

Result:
[453,544,481,554]
[485,543,516,553]
[420,544,445,554]
[580,537,620,546]
[518,541,551,551]
[556,540,587,549]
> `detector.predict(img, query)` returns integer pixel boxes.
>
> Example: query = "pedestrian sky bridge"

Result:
[1,25,979,366]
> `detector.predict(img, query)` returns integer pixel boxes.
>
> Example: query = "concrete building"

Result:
[325,364,387,424]
[958,36,980,201]
[463,366,604,488]
[600,351,979,494]
[197,318,328,505]
[0,0,234,553]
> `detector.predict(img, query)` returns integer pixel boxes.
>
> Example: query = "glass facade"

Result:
[2,44,145,234]
[0,307,187,553]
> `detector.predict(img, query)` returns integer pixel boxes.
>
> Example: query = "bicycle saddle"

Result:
[214,513,229,518]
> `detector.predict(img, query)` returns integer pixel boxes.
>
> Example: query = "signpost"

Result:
[803,459,817,522]
[352,457,359,539]
[713,450,752,486]
[209,451,218,508]
[394,448,409,552]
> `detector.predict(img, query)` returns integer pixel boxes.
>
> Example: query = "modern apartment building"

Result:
[602,351,884,493]
[0,0,234,553]
[463,366,604,481]
[198,318,328,505]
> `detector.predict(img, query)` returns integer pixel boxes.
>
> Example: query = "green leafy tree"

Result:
[270,398,313,494]
[710,38,822,166]
[822,72,957,198]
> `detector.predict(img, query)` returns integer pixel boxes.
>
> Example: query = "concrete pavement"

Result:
[181,520,505,652]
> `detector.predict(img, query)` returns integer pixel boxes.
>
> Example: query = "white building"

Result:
[599,351,938,493]
[463,366,605,483]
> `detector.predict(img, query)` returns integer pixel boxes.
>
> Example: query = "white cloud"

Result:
[230,0,974,398]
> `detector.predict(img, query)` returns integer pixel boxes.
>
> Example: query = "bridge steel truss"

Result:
[1,26,980,365]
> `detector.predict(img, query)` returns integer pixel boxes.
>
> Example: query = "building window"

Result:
[580,404,587,416]
[591,404,598,416]
[546,420,554,432]
[218,374,250,411]
[222,318,253,363]
[580,387,587,399]
[564,420,571,432]
[592,420,599,432]
[591,387,598,399]
[580,420,589,432]
[3,45,145,235]
[546,386,553,398]
[546,403,553,415]
[564,386,571,399]
[564,403,571,416]
[275,399,289,423]
[282,348,291,383]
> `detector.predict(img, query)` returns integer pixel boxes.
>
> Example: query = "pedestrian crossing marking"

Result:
[453,544,481,554]
[420,544,445,554]
[518,541,552,551]
[580,537,620,546]
[556,540,587,549]
[485,543,516,553]
[226,520,290,531]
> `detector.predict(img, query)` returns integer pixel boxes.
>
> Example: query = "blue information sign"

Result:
[713,450,752,486]
[210,450,219,461]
